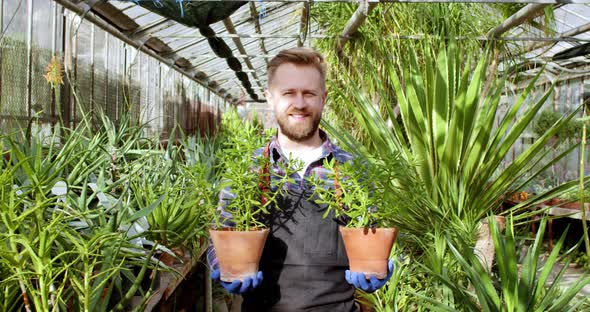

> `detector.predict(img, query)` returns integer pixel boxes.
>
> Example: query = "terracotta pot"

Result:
[547,198,564,206]
[559,202,580,209]
[339,227,398,279]
[209,228,269,282]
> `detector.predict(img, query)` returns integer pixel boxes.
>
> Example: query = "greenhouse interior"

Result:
[3,0,590,311]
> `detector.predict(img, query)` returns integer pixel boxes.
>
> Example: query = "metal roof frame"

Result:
[53,0,590,104]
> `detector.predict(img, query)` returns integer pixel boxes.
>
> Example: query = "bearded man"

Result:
[207,47,393,312]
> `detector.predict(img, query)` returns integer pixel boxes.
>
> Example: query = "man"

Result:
[208,47,393,311]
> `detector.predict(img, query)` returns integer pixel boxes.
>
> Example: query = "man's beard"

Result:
[276,109,321,142]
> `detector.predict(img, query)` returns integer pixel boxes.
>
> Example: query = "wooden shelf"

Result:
[546,205,590,221]
[505,198,590,221]
[142,240,209,312]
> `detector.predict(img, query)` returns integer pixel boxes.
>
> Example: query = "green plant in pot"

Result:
[308,156,399,280]
[533,110,583,146]
[208,109,295,282]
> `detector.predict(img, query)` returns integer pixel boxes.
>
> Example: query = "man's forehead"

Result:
[269,63,324,90]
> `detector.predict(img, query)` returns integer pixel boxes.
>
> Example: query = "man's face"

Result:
[266,63,327,142]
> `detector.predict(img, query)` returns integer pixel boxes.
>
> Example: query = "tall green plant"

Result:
[321,40,590,310]
[324,41,582,237]
[133,154,213,248]
[0,112,201,311]
[421,217,590,311]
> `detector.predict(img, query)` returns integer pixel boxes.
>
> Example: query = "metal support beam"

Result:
[157,2,291,48]
[127,18,176,40]
[161,36,203,56]
[53,0,232,101]
[26,0,33,119]
[156,31,590,41]
[336,0,377,60]
[487,4,550,38]
[250,2,270,66]
[188,53,277,59]
[522,21,590,57]
[223,17,264,89]
[159,33,322,40]
[297,1,310,47]
[185,16,300,69]
[562,22,590,41]
[0,0,3,36]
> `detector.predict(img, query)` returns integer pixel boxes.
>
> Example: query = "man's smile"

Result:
[289,113,309,121]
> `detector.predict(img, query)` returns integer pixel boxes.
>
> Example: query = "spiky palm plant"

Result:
[321,40,588,310]
[421,217,590,312]
[0,111,215,311]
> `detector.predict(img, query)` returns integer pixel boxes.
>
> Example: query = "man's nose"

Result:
[292,93,306,109]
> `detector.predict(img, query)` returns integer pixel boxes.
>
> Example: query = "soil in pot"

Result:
[339,227,398,279]
[209,228,269,282]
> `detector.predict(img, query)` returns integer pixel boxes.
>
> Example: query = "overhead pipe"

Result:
[336,0,378,61]
[487,4,550,38]
[520,21,590,58]
[297,1,310,47]
[249,2,270,66]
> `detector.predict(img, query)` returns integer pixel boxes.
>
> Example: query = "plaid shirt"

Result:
[207,130,354,269]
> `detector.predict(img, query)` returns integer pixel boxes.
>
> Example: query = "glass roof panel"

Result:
[101,1,590,102]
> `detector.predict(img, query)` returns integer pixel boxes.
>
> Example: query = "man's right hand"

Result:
[210,269,263,294]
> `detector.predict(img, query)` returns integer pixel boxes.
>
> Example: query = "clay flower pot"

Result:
[209,228,269,282]
[559,201,580,209]
[546,198,564,206]
[339,227,398,279]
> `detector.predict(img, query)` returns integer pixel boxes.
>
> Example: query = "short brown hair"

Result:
[267,47,327,89]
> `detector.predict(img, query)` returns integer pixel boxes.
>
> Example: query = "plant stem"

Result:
[84,259,91,312]
[19,281,32,312]
[579,121,590,261]
[113,247,156,311]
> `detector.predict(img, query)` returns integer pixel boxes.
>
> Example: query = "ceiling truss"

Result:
[53,0,590,104]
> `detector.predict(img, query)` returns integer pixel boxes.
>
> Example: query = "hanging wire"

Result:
[259,0,267,19]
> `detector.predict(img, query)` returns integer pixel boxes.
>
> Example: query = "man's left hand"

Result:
[345,259,394,293]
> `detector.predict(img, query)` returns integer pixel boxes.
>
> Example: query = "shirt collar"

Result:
[268,129,335,163]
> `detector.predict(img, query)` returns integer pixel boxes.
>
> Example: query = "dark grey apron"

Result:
[241,184,358,312]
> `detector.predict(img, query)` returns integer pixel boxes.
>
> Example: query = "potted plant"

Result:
[533,110,583,146]
[208,109,293,282]
[308,157,398,278]
[533,110,562,146]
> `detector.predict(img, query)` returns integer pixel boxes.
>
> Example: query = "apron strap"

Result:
[333,161,343,210]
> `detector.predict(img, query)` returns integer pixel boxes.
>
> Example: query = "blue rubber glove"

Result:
[210,269,263,294]
[345,259,394,293]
